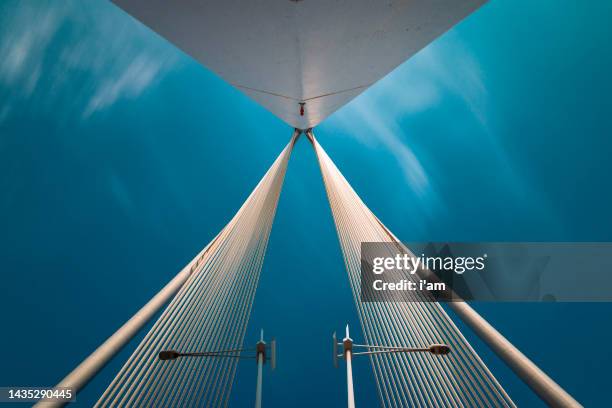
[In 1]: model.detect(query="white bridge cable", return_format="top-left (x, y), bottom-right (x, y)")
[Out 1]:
top-left (95, 132), bottom-right (299, 408)
top-left (306, 131), bottom-right (515, 408)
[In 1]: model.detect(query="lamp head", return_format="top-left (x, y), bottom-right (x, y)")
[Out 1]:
top-left (159, 350), bottom-right (181, 360)
top-left (429, 344), bottom-right (451, 356)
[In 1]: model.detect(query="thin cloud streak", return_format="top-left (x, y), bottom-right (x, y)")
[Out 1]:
top-left (0, 1), bottom-right (178, 123)
top-left (83, 54), bottom-right (169, 117)
top-left (326, 31), bottom-right (564, 234)
top-left (324, 32), bottom-right (493, 225)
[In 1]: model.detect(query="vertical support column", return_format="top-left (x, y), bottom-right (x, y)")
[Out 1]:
top-left (255, 353), bottom-right (264, 408)
top-left (343, 325), bottom-right (355, 408)
top-left (255, 329), bottom-right (266, 408)
top-left (345, 351), bottom-right (355, 408)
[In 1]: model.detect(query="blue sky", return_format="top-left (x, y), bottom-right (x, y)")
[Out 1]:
top-left (1, 0), bottom-right (612, 406)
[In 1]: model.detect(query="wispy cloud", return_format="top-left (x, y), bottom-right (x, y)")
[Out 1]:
top-left (83, 54), bottom-right (169, 117)
top-left (327, 32), bottom-right (488, 217)
top-left (0, 1), bottom-right (178, 123)
top-left (343, 98), bottom-right (430, 196)
top-left (325, 31), bottom-right (566, 235)
top-left (0, 4), bottom-right (60, 98)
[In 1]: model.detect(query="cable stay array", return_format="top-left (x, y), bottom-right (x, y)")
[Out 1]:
top-left (39, 129), bottom-right (580, 408)
top-left (307, 131), bottom-right (516, 408)
top-left (92, 133), bottom-right (298, 407)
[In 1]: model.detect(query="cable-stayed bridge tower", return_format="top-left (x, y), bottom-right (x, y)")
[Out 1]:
top-left (38, 1), bottom-right (581, 407)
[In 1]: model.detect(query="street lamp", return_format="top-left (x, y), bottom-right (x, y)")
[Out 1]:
top-left (159, 329), bottom-right (276, 407)
top-left (333, 325), bottom-right (450, 408)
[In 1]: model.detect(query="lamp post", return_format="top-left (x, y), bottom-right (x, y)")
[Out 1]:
top-left (255, 329), bottom-right (276, 408)
top-left (159, 329), bottom-right (276, 407)
top-left (333, 325), bottom-right (450, 408)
